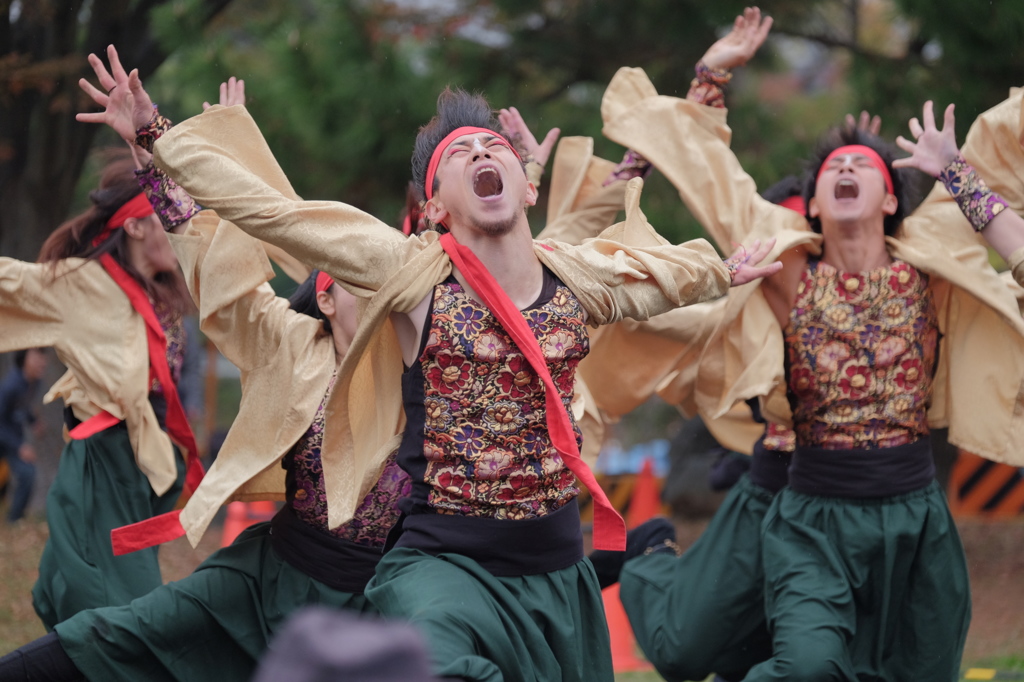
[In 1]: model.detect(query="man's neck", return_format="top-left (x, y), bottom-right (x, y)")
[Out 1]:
top-left (820, 219), bottom-right (891, 273)
top-left (449, 222), bottom-right (544, 310)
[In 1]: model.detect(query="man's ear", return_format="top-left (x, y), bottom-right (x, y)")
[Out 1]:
top-left (525, 181), bottom-right (538, 208)
top-left (423, 197), bottom-right (449, 226)
top-left (882, 193), bottom-right (898, 216)
top-left (122, 217), bottom-right (145, 240)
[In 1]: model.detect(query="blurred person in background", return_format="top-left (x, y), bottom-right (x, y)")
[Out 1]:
top-left (0, 349), bottom-right (47, 523)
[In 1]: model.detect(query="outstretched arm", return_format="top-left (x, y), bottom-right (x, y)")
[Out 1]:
top-left (695, 6), bottom-right (773, 106)
top-left (601, 10), bottom-right (805, 253)
top-left (78, 46), bottom-right (410, 295)
top-left (894, 101), bottom-right (1024, 265)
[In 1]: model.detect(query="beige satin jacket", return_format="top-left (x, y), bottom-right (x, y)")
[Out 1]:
top-left (544, 136), bottom-right (761, 453)
top-left (154, 105), bottom-right (730, 529)
top-left (958, 87), bottom-right (1024, 285)
top-left (168, 214), bottom-right (337, 545)
top-left (0, 259), bottom-right (181, 494)
top-left (600, 67), bottom-right (1024, 465)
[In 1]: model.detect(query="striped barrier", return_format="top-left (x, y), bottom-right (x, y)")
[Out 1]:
top-left (948, 452), bottom-right (1024, 519)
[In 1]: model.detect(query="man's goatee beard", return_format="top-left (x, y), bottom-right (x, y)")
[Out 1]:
top-left (472, 214), bottom-right (518, 236)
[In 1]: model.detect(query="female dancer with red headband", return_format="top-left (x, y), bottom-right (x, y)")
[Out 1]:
top-left (600, 10), bottom-right (1024, 680)
top-left (0, 70), bottom-right (414, 682)
top-left (0, 151), bottom-right (201, 630)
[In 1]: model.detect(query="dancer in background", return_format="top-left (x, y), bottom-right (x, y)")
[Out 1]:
top-left (601, 8), bottom-right (1024, 680)
top-left (0, 143), bottom-right (201, 628)
top-left (0, 71), bottom-right (410, 682)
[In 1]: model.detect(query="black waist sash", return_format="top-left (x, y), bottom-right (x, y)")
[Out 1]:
top-left (393, 497), bottom-right (584, 577)
top-left (270, 505), bottom-right (383, 594)
top-left (789, 438), bottom-right (935, 498)
top-left (748, 440), bottom-right (793, 494)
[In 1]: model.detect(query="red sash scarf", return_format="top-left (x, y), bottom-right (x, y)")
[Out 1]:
top-left (73, 254), bottom-right (205, 555)
top-left (439, 232), bottom-right (626, 551)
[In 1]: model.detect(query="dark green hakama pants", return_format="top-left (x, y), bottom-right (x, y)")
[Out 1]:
top-left (365, 548), bottom-right (613, 682)
top-left (33, 426), bottom-right (185, 630)
top-left (620, 474), bottom-right (774, 681)
top-left (746, 480), bottom-right (970, 682)
top-left (55, 522), bottom-right (369, 682)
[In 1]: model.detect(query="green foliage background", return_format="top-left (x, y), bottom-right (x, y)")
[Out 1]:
top-left (74, 0), bottom-right (1024, 252)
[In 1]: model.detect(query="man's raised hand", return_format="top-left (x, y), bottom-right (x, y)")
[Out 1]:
top-left (845, 110), bottom-right (882, 137)
top-left (76, 45), bottom-right (154, 144)
top-left (204, 76), bottom-right (246, 110)
top-left (725, 237), bottom-right (783, 287)
top-left (498, 106), bottom-right (560, 169)
top-left (700, 7), bottom-right (773, 73)
top-left (893, 101), bottom-right (959, 178)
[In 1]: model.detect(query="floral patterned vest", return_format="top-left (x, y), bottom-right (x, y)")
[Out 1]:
top-left (783, 259), bottom-right (938, 450)
top-left (283, 374), bottom-right (411, 546)
top-left (152, 303), bottom-right (185, 395)
top-left (399, 269), bottom-right (588, 521)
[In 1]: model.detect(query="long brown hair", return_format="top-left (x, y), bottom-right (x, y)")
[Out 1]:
top-left (38, 154), bottom-right (192, 315)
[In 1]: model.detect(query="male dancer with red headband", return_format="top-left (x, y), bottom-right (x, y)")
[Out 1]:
top-left (600, 10), bottom-right (1024, 680)
top-left (118, 47), bottom-right (783, 676)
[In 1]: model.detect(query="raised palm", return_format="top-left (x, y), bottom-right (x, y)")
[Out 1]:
top-left (497, 106), bottom-right (560, 169)
top-left (700, 7), bottom-right (773, 72)
top-left (76, 45), bottom-right (154, 143)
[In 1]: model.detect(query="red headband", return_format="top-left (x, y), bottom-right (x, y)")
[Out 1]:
top-left (424, 126), bottom-right (521, 201)
top-left (315, 271), bottom-right (335, 294)
top-left (816, 144), bottom-right (894, 195)
top-left (778, 195), bottom-right (806, 214)
top-left (93, 193), bottom-right (155, 246)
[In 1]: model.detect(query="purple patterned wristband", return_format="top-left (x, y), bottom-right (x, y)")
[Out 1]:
top-left (939, 153), bottom-right (1009, 232)
top-left (603, 149), bottom-right (653, 186)
top-left (694, 60), bottom-right (732, 87)
top-left (134, 105), bottom-right (173, 155)
top-left (135, 162), bottom-right (201, 230)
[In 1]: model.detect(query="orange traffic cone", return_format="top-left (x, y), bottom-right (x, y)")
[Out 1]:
top-left (627, 458), bottom-right (664, 528)
top-left (604, 583), bottom-right (652, 672)
top-left (604, 457), bottom-right (665, 672)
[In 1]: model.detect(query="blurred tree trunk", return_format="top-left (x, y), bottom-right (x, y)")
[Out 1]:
top-left (0, 0), bottom-right (233, 262)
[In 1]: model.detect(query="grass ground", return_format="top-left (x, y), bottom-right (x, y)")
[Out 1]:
top-left (0, 515), bottom-right (1021, 680)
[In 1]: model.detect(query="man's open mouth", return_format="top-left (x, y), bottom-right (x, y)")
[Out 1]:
top-left (835, 178), bottom-right (859, 199)
top-left (473, 167), bottom-right (503, 197)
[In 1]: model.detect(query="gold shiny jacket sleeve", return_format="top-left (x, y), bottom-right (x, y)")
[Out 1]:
top-left (600, 67), bottom-right (807, 252)
top-left (170, 212), bottom-right (305, 373)
top-left (537, 136), bottom-right (625, 244)
top-left (153, 105), bottom-right (414, 298)
top-left (0, 259), bottom-right (66, 352)
top-left (959, 87), bottom-right (1024, 286)
top-left (538, 178), bottom-right (731, 326)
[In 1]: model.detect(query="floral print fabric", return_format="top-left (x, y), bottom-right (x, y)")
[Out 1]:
top-left (938, 152), bottom-right (1009, 232)
top-left (784, 259), bottom-right (937, 450)
top-left (417, 276), bottom-right (588, 520)
top-left (136, 161), bottom-right (201, 230)
top-left (284, 374), bottom-right (411, 546)
top-left (150, 302), bottom-right (185, 396)
top-left (762, 422), bottom-right (796, 452)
